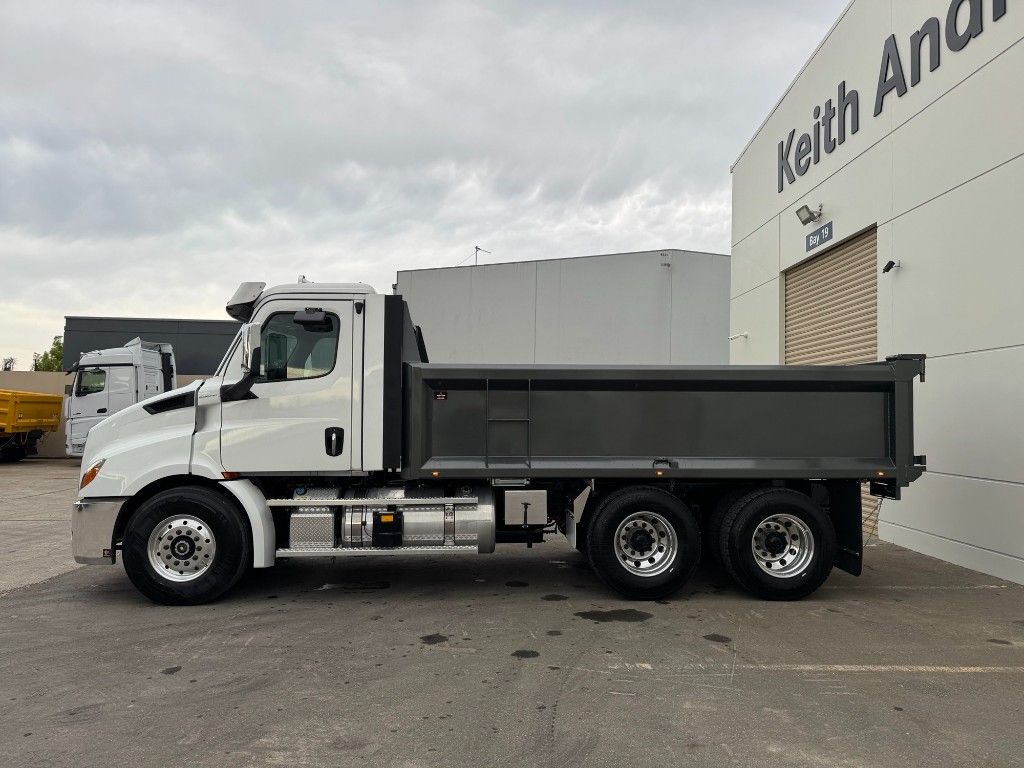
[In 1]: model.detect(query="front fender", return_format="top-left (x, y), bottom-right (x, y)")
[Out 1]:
top-left (221, 479), bottom-right (275, 568)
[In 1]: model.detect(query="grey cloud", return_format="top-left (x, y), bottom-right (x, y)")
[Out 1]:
top-left (0, 0), bottom-right (846, 366)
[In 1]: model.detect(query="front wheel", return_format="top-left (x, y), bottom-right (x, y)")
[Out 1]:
top-left (719, 488), bottom-right (835, 601)
top-left (122, 486), bottom-right (251, 605)
top-left (586, 486), bottom-right (701, 600)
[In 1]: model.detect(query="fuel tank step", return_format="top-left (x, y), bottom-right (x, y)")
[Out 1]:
top-left (275, 545), bottom-right (480, 558)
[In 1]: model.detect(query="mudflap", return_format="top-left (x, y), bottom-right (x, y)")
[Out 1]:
top-left (826, 480), bottom-right (862, 576)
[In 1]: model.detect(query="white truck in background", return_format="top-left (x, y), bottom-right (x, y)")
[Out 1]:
top-left (65, 338), bottom-right (176, 458)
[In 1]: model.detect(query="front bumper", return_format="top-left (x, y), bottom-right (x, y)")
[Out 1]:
top-left (72, 498), bottom-right (126, 564)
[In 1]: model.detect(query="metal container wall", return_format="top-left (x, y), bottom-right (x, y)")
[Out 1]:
top-left (402, 357), bottom-right (925, 486)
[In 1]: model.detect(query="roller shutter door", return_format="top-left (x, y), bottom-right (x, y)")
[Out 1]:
top-left (784, 228), bottom-right (880, 535)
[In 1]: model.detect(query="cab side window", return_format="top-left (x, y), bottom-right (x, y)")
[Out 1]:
top-left (259, 312), bottom-right (339, 381)
top-left (75, 368), bottom-right (106, 396)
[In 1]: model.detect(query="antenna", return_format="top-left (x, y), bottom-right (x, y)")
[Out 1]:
top-left (474, 245), bottom-right (491, 266)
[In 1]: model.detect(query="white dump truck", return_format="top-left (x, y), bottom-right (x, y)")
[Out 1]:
top-left (71, 280), bottom-right (926, 605)
top-left (65, 338), bottom-right (176, 458)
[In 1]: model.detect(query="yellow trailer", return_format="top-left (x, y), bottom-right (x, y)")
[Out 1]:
top-left (0, 389), bottom-right (63, 462)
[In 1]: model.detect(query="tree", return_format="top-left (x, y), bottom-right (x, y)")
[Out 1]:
top-left (2, 357), bottom-right (14, 371)
top-left (32, 336), bottom-right (63, 372)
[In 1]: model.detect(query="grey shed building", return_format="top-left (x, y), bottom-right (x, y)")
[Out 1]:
top-left (396, 249), bottom-right (730, 365)
top-left (63, 317), bottom-right (239, 375)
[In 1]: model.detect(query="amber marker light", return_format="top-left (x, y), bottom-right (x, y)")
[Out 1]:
top-left (431, 471), bottom-right (440, 478)
top-left (222, 471), bottom-right (241, 480)
top-left (80, 459), bottom-right (106, 490)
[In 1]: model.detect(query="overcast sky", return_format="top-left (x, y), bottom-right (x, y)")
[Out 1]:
top-left (0, 0), bottom-right (847, 368)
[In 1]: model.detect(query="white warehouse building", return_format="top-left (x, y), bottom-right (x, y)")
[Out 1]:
top-left (730, 0), bottom-right (1023, 582)
top-left (396, 249), bottom-right (730, 366)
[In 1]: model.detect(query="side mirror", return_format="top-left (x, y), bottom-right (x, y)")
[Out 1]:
top-left (221, 323), bottom-right (262, 402)
top-left (239, 322), bottom-right (261, 376)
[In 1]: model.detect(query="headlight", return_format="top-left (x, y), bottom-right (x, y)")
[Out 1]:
top-left (80, 459), bottom-right (106, 490)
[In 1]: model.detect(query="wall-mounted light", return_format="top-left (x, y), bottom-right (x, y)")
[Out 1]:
top-left (795, 204), bottom-right (823, 226)
top-left (882, 260), bottom-right (901, 274)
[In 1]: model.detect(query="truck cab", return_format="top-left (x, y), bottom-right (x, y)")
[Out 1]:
top-left (65, 337), bottom-right (176, 457)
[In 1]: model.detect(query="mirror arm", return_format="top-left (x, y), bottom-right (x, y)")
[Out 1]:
top-left (220, 348), bottom-right (261, 402)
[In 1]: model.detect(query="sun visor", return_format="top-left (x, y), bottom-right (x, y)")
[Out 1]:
top-left (226, 282), bottom-right (266, 321)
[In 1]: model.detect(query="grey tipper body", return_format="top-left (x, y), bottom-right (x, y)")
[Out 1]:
top-left (71, 280), bottom-right (926, 605)
top-left (401, 358), bottom-right (924, 486)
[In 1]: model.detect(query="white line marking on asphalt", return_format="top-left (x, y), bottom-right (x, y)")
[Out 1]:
top-left (821, 584), bottom-right (1009, 590)
top-left (607, 662), bottom-right (653, 670)
top-left (737, 664), bottom-right (1024, 673)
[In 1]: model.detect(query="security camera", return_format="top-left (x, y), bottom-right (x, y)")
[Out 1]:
top-left (882, 260), bottom-right (901, 274)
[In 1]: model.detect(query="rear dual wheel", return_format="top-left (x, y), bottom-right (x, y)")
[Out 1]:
top-left (0, 437), bottom-right (27, 462)
top-left (586, 487), bottom-right (700, 600)
top-left (718, 488), bottom-right (835, 601)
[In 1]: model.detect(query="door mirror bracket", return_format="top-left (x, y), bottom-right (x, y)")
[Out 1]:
top-left (221, 323), bottom-right (262, 402)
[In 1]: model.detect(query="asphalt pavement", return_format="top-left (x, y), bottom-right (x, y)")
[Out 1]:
top-left (1, 458), bottom-right (1022, 767)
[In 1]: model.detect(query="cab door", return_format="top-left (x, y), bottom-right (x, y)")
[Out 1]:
top-left (68, 367), bottom-right (110, 454)
top-left (220, 301), bottom-right (354, 473)
top-left (106, 365), bottom-right (136, 415)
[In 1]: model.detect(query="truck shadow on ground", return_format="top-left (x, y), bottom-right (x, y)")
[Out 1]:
top-left (71, 545), bottom-right (856, 608)
top-left (223, 548), bottom-right (779, 606)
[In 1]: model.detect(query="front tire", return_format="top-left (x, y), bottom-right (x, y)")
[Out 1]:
top-left (719, 488), bottom-right (835, 601)
top-left (586, 486), bottom-right (700, 600)
top-left (122, 486), bottom-right (251, 605)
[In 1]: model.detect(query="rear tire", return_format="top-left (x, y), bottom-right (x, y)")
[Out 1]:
top-left (586, 486), bottom-right (700, 600)
top-left (702, 486), bottom-right (750, 571)
top-left (719, 488), bottom-right (835, 601)
top-left (122, 486), bottom-right (251, 605)
top-left (0, 437), bottom-right (27, 462)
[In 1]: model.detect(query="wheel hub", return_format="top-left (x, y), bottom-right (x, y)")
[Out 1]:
top-left (763, 530), bottom-right (788, 556)
top-left (171, 536), bottom-right (196, 559)
top-left (613, 511), bottom-right (678, 578)
top-left (147, 514), bottom-right (217, 583)
top-left (627, 528), bottom-right (656, 556)
top-left (751, 513), bottom-right (814, 579)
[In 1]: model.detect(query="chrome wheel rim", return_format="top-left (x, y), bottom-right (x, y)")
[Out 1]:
top-left (613, 511), bottom-right (678, 577)
top-left (147, 514), bottom-right (217, 582)
top-left (751, 513), bottom-right (814, 578)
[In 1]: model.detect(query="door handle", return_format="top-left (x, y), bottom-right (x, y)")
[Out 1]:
top-left (97, 408), bottom-right (107, 414)
top-left (324, 427), bottom-right (345, 457)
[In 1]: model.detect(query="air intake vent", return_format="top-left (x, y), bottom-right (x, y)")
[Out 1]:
top-left (143, 390), bottom-right (196, 415)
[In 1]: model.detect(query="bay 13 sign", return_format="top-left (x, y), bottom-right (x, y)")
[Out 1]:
top-left (777, 0), bottom-right (1009, 193)
top-left (806, 222), bottom-right (833, 252)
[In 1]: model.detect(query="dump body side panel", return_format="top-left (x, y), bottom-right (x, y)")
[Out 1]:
top-left (402, 357), bottom-right (925, 483)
